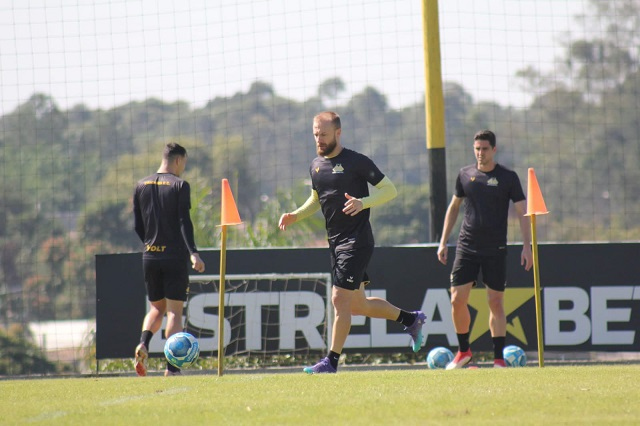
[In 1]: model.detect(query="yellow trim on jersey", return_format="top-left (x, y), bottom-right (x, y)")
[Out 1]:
top-left (361, 176), bottom-right (397, 209)
top-left (291, 189), bottom-right (321, 220)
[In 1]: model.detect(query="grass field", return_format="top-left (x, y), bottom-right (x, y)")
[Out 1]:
top-left (2, 364), bottom-right (639, 425)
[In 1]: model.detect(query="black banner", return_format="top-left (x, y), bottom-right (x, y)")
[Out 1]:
top-left (96, 243), bottom-right (640, 359)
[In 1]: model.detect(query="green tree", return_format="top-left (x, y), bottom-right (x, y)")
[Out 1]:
top-left (0, 326), bottom-right (58, 375)
top-left (371, 183), bottom-right (431, 245)
top-left (211, 136), bottom-right (261, 222)
top-left (318, 77), bottom-right (346, 108)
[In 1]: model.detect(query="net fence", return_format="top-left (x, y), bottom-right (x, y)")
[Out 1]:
top-left (1, 0), bottom-right (638, 373)
top-left (145, 274), bottom-right (332, 361)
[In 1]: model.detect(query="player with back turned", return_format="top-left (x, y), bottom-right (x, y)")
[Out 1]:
top-left (279, 111), bottom-right (426, 374)
top-left (132, 142), bottom-right (205, 377)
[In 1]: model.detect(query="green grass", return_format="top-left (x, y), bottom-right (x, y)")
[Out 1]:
top-left (2, 365), bottom-right (639, 425)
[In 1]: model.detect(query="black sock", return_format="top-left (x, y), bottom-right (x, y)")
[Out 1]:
top-left (140, 330), bottom-right (153, 348)
top-left (167, 362), bottom-right (180, 373)
top-left (327, 351), bottom-right (340, 370)
top-left (493, 336), bottom-right (506, 360)
top-left (457, 332), bottom-right (470, 352)
top-left (396, 310), bottom-right (416, 327)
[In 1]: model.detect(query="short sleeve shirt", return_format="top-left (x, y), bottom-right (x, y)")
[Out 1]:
top-left (310, 148), bottom-right (385, 249)
top-left (454, 163), bottom-right (525, 255)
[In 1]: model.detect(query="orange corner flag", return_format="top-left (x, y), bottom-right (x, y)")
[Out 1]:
top-left (525, 168), bottom-right (549, 216)
top-left (220, 178), bottom-right (242, 226)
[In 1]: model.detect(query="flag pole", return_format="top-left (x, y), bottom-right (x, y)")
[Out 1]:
top-left (217, 179), bottom-right (242, 377)
top-left (530, 214), bottom-right (544, 367)
top-left (218, 224), bottom-right (227, 376)
top-left (525, 168), bottom-right (549, 368)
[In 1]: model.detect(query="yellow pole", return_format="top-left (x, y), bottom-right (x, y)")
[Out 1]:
top-left (217, 225), bottom-right (227, 376)
top-left (530, 214), bottom-right (544, 367)
top-left (421, 0), bottom-right (448, 241)
top-left (422, 0), bottom-right (445, 150)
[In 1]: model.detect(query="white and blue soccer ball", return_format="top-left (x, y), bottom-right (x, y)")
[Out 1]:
top-left (503, 345), bottom-right (527, 367)
top-left (164, 332), bottom-right (200, 369)
top-left (426, 347), bottom-right (454, 369)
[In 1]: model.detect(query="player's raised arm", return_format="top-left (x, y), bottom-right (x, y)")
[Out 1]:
top-left (343, 176), bottom-right (397, 216)
top-left (278, 189), bottom-right (320, 230)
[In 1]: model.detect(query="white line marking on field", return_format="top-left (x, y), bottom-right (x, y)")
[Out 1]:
top-left (100, 395), bottom-right (145, 406)
top-left (25, 386), bottom-right (192, 421)
top-left (163, 386), bottom-right (191, 395)
top-left (100, 386), bottom-right (191, 406)
top-left (25, 411), bottom-right (67, 423)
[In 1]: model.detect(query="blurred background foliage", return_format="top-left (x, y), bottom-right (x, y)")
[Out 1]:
top-left (0, 1), bottom-right (638, 346)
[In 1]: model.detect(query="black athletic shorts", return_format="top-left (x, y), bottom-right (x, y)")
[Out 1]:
top-left (143, 258), bottom-right (189, 302)
top-left (329, 243), bottom-right (374, 290)
top-left (450, 250), bottom-right (507, 292)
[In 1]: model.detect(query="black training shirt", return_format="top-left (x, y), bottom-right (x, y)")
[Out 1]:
top-left (310, 148), bottom-right (385, 248)
top-left (454, 163), bottom-right (525, 255)
top-left (133, 172), bottom-right (198, 260)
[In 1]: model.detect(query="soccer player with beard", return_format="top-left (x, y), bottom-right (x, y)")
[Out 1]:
top-left (278, 111), bottom-right (426, 374)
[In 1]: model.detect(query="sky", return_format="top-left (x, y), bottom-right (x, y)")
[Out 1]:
top-left (0, 0), bottom-right (588, 116)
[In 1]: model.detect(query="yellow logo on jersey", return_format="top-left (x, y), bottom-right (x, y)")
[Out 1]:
top-left (470, 176), bottom-right (476, 182)
top-left (315, 167), bottom-right (320, 173)
top-left (145, 244), bottom-right (167, 252)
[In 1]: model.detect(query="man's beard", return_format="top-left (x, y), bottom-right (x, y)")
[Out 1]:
top-left (317, 137), bottom-right (337, 156)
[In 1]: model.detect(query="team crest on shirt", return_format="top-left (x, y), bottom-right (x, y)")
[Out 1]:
top-left (332, 164), bottom-right (344, 174)
top-left (487, 177), bottom-right (499, 186)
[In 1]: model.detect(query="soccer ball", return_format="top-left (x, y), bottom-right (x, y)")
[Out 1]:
top-left (164, 332), bottom-right (200, 369)
top-left (426, 347), bottom-right (454, 369)
top-left (503, 345), bottom-right (527, 367)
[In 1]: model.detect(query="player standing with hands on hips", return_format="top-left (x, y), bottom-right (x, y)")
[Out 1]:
top-left (437, 130), bottom-right (532, 369)
top-left (279, 111), bottom-right (426, 374)
top-left (132, 142), bottom-right (205, 377)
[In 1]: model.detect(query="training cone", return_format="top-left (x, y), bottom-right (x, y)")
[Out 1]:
top-left (220, 178), bottom-right (242, 226)
top-left (525, 168), bottom-right (549, 216)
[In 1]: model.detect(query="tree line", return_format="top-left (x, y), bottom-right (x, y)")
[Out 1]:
top-left (0, 0), bottom-right (638, 325)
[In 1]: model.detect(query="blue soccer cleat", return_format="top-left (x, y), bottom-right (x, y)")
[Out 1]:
top-left (303, 357), bottom-right (337, 374)
top-left (404, 311), bottom-right (427, 352)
